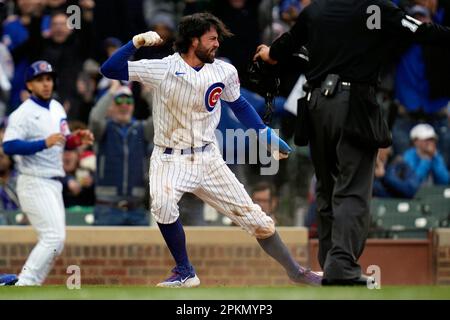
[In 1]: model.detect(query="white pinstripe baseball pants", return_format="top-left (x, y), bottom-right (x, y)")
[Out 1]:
top-left (16, 175), bottom-right (66, 286)
top-left (149, 145), bottom-right (275, 238)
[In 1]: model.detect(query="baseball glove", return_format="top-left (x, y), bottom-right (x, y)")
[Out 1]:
top-left (247, 59), bottom-right (280, 125)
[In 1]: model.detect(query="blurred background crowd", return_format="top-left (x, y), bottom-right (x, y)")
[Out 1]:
top-left (0, 0), bottom-right (449, 235)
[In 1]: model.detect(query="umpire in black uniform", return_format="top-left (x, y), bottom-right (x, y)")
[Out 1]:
top-left (255, 0), bottom-right (450, 285)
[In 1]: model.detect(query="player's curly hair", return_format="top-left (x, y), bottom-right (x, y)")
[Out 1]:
top-left (173, 12), bottom-right (233, 54)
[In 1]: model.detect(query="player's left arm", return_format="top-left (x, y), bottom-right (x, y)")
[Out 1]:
top-left (2, 113), bottom-right (48, 155)
top-left (222, 67), bottom-right (292, 157)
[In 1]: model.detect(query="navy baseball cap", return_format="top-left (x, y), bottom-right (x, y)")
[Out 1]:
top-left (25, 60), bottom-right (57, 82)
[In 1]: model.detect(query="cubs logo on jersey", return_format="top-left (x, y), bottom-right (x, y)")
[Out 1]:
top-left (204, 82), bottom-right (224, 112)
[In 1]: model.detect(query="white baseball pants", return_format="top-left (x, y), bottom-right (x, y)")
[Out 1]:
top-left (15, 175), bottom-right (66, 286)
top-left (149, 145), bottom-right (275, 238)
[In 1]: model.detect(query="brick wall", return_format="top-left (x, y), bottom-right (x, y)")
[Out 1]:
top-left (435, 228), bottom-right (450, 285)
top-left (0, 227), bottom-right (309, 286)
top-left (309, 238), bottom-right (434, 285)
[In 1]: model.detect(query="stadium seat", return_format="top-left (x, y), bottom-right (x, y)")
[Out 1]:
top-left (0, 212), bottom-right (7, 225)
top-left (65, 206), bottom-right (95, 226)
top-left (370, 198), bottom-right (432, 239)
top-left (414, 186), bottom-right (450, 201)
top-left (418, 195), bottom-right (450, 228)
top-left (5, 210), bottom-right (28, 225)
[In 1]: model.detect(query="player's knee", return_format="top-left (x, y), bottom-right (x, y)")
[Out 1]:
top-left (151, 197), bottom-right (179, 224)
top-left (53, 237), bottom-right (65, 256)
top-left (53, 240), bottom-right (65, 256)
top-left (253, 221), bottom-right (275, 240)
top-left (41, 232), bottom-right (66, 255)
top-left (250, 205), bottom-right (276, 239)
top-left (233, 204), bottom-right (276, 239)
top-left (151, 211), bottom-right (179, 224)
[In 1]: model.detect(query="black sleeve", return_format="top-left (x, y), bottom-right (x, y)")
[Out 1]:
top-left (378, 0), bottom-right (450, 45)
top-left (414, 22), bottom-right (450, 45)
top-left (269, 8), bottom-right (309, 61)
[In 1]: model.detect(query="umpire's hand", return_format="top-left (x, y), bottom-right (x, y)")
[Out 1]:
top-left (254, 45), bottom-right (278, 65)
top-left (133, 31), bottom-right (163, 48)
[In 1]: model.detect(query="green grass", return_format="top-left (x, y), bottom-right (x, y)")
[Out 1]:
top-left (0, 286), bottom-right (449, 300)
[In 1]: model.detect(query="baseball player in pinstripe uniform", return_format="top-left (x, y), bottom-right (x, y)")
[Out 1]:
top-left (2, 60), bottom-right (94, 286)
top-left (101, 13), bottom-right (322, 287)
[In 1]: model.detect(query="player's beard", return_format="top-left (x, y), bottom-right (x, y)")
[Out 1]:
top-left (195, 43), bottom-right (216, 64)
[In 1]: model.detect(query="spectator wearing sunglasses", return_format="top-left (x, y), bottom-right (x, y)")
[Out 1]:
top-left (88, 80), bottom-right (153, 225)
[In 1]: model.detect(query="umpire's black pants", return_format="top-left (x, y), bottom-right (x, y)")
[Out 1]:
top-left (308, 86), bottom-right (377, 281)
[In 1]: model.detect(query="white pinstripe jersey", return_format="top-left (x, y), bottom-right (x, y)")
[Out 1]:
top-left (128, 53), bottom-right (241, 149)
top-left (3, 98), bottom-right (70, 178)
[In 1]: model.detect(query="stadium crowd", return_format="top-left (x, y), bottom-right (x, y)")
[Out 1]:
top-left (0, 0), bottom-right (449, 229)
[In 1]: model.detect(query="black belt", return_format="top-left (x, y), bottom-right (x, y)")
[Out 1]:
top-left (163, 144), bottom-right (210, 155)
top-left (306, 81), bottom-right (352, 91)
top-left (50, 176), bottom-right (64, 183)
top-left (336, 81), bottom-right (351, 90)
top-left (96, 199), bottom-right (143, 210)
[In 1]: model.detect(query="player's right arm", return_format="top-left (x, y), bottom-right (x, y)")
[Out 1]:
top-left (3, 134), bottom-right (65, 155)
top-left (3, 113), bottom-right (65, 156)
top-left (100, 31), bottom-right (163, 82)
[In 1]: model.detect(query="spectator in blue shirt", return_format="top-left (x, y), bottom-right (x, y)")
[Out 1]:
top-left (403, 123), bottom-right (449, 186)
top-left (392, 4), bottom-right (450, 167)
top-left (373, 147), bottom-right (421, 199)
